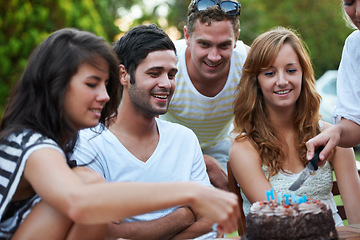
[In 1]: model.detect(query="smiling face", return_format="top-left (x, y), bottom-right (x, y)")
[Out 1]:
top-left (126, 50), bottom-right (177, 118)
top-left (64, 58), bottom-right (110, 130)
top-left (184, 19), bottom-right (237, 82)
top-left (343, 0), bottom-right (360, 30)
top-left (257, 43), bottom-right (303, 113)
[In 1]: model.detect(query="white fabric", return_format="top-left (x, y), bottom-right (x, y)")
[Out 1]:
top-left (334, 30), bottom-right (360, 126)
top-left (241, 161), bottom-right (343, 226)
top-left (160, 39), bottom-right (247, 156)
top-left (72, 118), bottom-right (211, 222)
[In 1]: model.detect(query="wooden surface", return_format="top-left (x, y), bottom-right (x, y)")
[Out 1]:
top-left (336, 224), bottom-right (360, 239)
top-left (213, 224), bottom-right (360, 239)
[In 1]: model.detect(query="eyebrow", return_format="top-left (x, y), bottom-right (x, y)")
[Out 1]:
top-left (196, 38), bottom-right (233, 45)
top-left (286, 63), bottom-right (300, 67)
top-left (268, 62), bottom-right (299, 68)
top-left (147, 66), bottom-right (178, 72)
top-left (86, 75), bottom-right (102, 81)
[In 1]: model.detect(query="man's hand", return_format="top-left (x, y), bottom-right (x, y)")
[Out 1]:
top-left (306, 124), bottom-right (341, 161)
top-left (306, 118), bottom-right (360, 161)
top-left (105, 207), bottom-right (195, 240)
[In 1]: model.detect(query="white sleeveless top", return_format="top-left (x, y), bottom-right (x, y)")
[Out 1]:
top-left (241, 161), bottom-right (343, 226)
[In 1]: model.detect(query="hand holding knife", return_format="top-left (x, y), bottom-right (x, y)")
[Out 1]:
top-left (288, 146), bottom-right (324, 191)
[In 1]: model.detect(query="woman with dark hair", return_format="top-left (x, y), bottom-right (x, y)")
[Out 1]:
top-left (0, 28), bottom-right (240, 239)
top-left (229, 27), bottom-right (360, 226)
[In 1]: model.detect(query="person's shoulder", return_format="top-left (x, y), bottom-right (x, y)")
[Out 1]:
top-left (229, 134), bottom-right (260, 167)
top-left (14, 129), bottom-right (57, 146)
top-left (345, 30), bottom-right (360, 46)
top-left (347, 29), bottom-right (360, 39)
top-left (174, 39), bottom-right (187, 53)
top-left (234, 40), bottom-right (247, 51)
top-left (1, 129), bottom-right (62, 155)
top-left (232, 40), bottom-right (248, 60)
top-left (78, 124), bottom-right (107, 141)
top-left (230, 134), bottom-right (257, 157)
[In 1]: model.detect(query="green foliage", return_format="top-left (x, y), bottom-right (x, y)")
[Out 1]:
top-left (237, 0), bottom-right (353, 78)
top-left (164, 0), bottom-right (353, 79)
top-left (0, 0), bottom-right (120, 116)
top-left (0, 0), bottom-right (355, 117)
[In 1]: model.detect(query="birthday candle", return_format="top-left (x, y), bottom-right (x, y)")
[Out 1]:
top-left (284, 194), bottom-right (291, 205)
top-left (266, 189), bottom-right (275, 201)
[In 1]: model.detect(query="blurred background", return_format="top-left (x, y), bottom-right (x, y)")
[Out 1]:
top-left (0, 0), bottom-right (353, 117)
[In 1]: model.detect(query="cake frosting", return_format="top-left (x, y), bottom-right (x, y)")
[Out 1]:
top-left (246, 199), bottom-right (338, 240)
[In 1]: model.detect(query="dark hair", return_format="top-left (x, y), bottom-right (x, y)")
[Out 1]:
top-left (187, 0), bottom-right (240, 37)
top-left (0, 28), bottom-right (120, 156)
top-left (113, 24), bottom-right (176, 91)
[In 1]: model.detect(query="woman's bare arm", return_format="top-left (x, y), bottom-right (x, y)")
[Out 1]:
top-left (24, 148), bottom-right (240, 234)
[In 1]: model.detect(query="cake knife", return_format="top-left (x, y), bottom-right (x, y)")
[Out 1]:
top-left (288, 146), bottom-right (324, 191)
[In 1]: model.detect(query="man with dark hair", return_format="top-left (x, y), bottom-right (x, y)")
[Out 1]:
top-left (73, 24), bottom-right (216, 240)
top-left (160, 0), bottom-right (250, 190)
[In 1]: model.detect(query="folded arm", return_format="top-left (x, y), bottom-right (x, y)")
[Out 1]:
top-left (25, 148), bottom-right (240, 234)
top-left (105, 207), bottom-right (195, 240)
top-left (170, 207), bottom-right (215, 240)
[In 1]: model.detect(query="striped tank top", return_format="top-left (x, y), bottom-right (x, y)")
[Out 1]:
top-left (160, 39), bottom-right (247, 150)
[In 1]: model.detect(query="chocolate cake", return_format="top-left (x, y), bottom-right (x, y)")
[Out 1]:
top-left (246, 199), bottom-right (338, 240)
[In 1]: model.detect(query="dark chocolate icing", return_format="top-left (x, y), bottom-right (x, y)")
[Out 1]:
top-left (246, 200), bottom-right (338, 240)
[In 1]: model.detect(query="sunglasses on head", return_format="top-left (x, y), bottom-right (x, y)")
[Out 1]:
top-left (195, 0), bottom-right (241, 16)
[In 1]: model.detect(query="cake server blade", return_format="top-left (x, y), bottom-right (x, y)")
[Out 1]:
top-left (288, 146), bottom-right (324, 191)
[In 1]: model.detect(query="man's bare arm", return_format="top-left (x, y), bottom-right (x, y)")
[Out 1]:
top-left (105, 207), bottom-right (195, 240)
top-left (170, 214), bottom-right (215, 240)
top-left (204, 155), bottom-right (229, 191)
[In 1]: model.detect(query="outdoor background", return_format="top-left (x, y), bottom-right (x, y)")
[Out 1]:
top-left (0, 0), bottom-right (353, 116)
top-left (1, 0), bottom-right (358, 233)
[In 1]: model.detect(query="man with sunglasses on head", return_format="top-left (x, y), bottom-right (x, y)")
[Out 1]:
top-left (160, 0), bottom-right (250, 190)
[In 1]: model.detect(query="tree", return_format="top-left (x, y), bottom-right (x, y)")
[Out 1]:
top-left (239, 0), bottom-right (353, 78)
top-left (0, 0), bottom-right (122, 115)
top-left (163, 0), bottom-right (353, 78)
top-left (0, 0), bottom-right (354, 115)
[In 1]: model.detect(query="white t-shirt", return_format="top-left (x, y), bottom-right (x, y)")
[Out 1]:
top-left (334, 30), bottom-right (360, 125)
top-left (72, 118), bottom-right (211, 222)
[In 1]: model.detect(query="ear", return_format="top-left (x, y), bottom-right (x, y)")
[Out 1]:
top-left (119, 64), bottom-right (129, 86)
top-left (184, 26), bottom-right (191, 47)
top-left (234, 29), bottom-right (240, 49)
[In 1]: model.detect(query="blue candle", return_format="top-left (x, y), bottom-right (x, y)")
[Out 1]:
top-left (284, 194), bottom-right (291, 205)
top-left (266, 189), bottom-right (275, 201)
